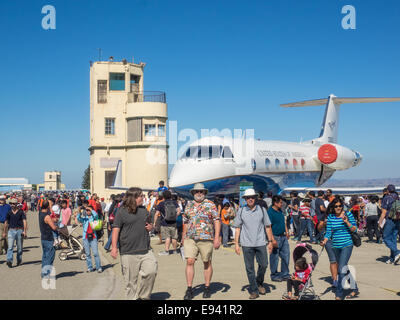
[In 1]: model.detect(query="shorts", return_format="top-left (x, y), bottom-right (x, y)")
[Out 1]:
top-left (325, 240), bottom-right (337, 263)
top-left (161, 225), bottom-right (178, 240)
top-left (184, 239), bottom-right (213, 262)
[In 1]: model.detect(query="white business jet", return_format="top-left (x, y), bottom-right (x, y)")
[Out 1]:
top-left (164, 94), bottom-right (400, 197)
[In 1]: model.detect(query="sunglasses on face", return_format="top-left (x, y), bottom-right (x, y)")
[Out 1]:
top-left (194, 191), bottom-right (205, 194)
top-left (244, 196), bottom-right (256, 200)
top-left (334, 205), bottom-right (343, 208)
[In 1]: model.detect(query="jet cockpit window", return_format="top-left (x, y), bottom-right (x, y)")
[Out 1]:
top-left (222, 146), bottom-right (234, 159)
top-left (181, 145), bottom-right (225, 160)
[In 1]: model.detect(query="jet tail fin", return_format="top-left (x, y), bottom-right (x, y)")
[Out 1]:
top-left (281, 95), bottom-right (400, 144)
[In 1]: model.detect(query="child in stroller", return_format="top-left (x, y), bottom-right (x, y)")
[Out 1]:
top-left (283, 243), bottom-right (321, 300)
top-left (57, 225), bottom-right (86, 261)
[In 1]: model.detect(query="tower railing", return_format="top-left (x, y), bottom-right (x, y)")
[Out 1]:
top-left (128, 91), bottom-right (166, 103)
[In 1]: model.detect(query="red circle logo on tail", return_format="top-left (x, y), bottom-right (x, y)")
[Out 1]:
top-left (318, 144), bottom-right (338, 164)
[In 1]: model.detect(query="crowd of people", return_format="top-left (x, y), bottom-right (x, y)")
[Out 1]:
top-left (0, 181), bottom-right (399, 301)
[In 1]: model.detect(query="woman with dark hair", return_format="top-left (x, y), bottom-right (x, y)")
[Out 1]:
top-left (321, 198), bottom-right (359, 300)
top-left (110, 187), bottom-right (157, 300)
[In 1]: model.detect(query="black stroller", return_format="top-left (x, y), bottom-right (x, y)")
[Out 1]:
top-left (286, 243), bottom-right (322, 300)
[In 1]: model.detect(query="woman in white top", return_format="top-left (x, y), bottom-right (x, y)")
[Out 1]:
top-left (365, 196), bottom-right (381, 243)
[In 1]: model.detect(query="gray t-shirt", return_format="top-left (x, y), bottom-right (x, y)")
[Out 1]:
top-left (113, 206), bottom-right (151, 255)
top-left (365, 203), bottom-right (379, 217)
top-left (233, 205), bottom-right (271, 247)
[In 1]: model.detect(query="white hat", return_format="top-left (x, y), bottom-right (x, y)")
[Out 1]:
top-left (243, 189), bottom-right (257, 198)
top-left (190, 183), bottom-right (208, 195)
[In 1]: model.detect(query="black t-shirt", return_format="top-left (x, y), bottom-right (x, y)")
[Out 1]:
top-left (156, 200), bottom-right (179, 227)
top-left (315, 198), bottom-right (326, 221)
top-left (39, 210), bottom-right (53, 241)
top-left (113, 206), bottom-right (151, 255)
top-left (291, 198), bottom-right (300, 215)
top-left (6, 209), bottom-right (26, 229)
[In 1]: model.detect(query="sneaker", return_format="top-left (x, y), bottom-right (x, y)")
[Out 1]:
top-left (184, 288), bottom-right (193, 300)
top-left (158, 251), bottom-right (169, 256)
top-left (394, 253), bottom-right (400, 265)
top-left (203, 286), bottom-right (211, 299)
top-left (97, 268), bottom-right (103, 273)
top-left (87, 268), bottom-right (93, 273)
top-left (258, 285), bottom-right (266, 295)
top-left (385, 258), bottom-right (394, 265)
top-left (6, 261), bottom-right (12, 268)
top-left (249, 292), bottom-right (259, 299)
top-left (271, 277), bottom-right (282, 282)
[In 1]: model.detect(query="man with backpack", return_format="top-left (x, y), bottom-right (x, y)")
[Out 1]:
top-left (380, 185), bottom-right (400, 264)
top-left (154, 190), bottom-right (181, 255)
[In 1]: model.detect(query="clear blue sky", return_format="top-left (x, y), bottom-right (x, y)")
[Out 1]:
top-left (0, 0), bottom-right (399, 188)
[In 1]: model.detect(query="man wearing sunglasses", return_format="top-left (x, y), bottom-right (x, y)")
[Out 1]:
top-left (3, 198), bottom-right (27, 268)
top-left (182, 183), bottom-right (220, 300)
top-left (233, 189), bottom-right (276, 299)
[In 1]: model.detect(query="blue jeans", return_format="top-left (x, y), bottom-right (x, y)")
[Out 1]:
top-left (7, 229), bottom-right (23, 263)
top-left (41, 240), bottom-right (55, 278)
top-left (242, 246), bottom-right (268, 293)
top-left (83, 238), bottom-right (101, 270)
top-left (382, 219), bottom-right (400, 260)
top-left (298, 219), bottom-right (315, 243)
top-left (333, 245), bottom-right (358, 299)
top-left (221, 223), bottom-right (230, 246)
top-left (269, 235), bottom-right (290, 280)
top-left (104, 228), bottom-right (119, 250)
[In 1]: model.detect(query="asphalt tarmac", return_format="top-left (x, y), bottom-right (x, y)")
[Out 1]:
top-left (1, 211), bottom-right (399, 300)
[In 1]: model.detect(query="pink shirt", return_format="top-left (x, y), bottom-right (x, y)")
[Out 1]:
top-left (61, 208), bottom-right (72, 226)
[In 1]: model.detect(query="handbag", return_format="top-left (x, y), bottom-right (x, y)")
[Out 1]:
top-left (346, 212), bottom-right (361, 247)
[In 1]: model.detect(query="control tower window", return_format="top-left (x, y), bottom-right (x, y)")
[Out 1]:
top-left (158, 124), bottom-right (166, 137)
top-left (109, 73), bottom-right (125, 91)
top-left (98, 80), bottom-right (107, 103)
top-left (105, 118), bottom-right (115, 135)
top-left (144, 124), bottom-right (156, 136)
top-left (130, 74), bottom-right (140, 92)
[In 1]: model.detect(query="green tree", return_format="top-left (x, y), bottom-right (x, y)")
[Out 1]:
top-left (82, 165), bottom-right (90, 190)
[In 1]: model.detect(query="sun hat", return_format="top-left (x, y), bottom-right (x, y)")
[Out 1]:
top-left (190, 183), bottom-right (208, 195)
top-left (243, 189), bottom-right (257, 198)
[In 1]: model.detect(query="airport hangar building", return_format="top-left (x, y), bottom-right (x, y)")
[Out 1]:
top-left (0, 178), bottom-right (32, 192)
top-left (89, 59), bottom-right (168, 199)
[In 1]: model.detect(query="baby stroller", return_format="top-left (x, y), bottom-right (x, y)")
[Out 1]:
top-left (57, 225), bottom-right (86, 261)
top-left (290, 243), bottom-right (322, 300)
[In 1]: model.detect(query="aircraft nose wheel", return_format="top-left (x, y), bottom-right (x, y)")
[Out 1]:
top-left (79, 252), bottom-right (87, 261)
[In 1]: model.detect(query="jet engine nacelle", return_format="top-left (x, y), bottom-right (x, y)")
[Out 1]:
top-left (314, 143), bottom-right (362, 170)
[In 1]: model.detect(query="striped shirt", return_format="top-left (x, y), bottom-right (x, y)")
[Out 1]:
top-left (324, 211), bottom-right (357, 248)
top-left (299, 205), bottom-right (311, 219)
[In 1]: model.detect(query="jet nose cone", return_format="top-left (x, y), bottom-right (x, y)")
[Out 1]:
top-left (353, 151), bottom-right (362, 167)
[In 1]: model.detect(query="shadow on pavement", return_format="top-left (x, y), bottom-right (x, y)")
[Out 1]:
top-left (26, 237), bottom-right (39, 240)
top-left (376, 256), bottom-right (389, 263)
top-left (319, 276), bottom-right (333, 285)
top-left (151, 292), bottom-right (171, 300)
top-left (20, 260), bottom-right (42, 266)
top-left (56, 271), bottom-right (84, 279)
top-left (23, 246), bottom-right (40, 252)
top-left (101, 263), bottom-right (115, 271)
top-left (241, 283), bottom-right (276, 294)
top-left (191, 282), bottom-right (231, 298)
